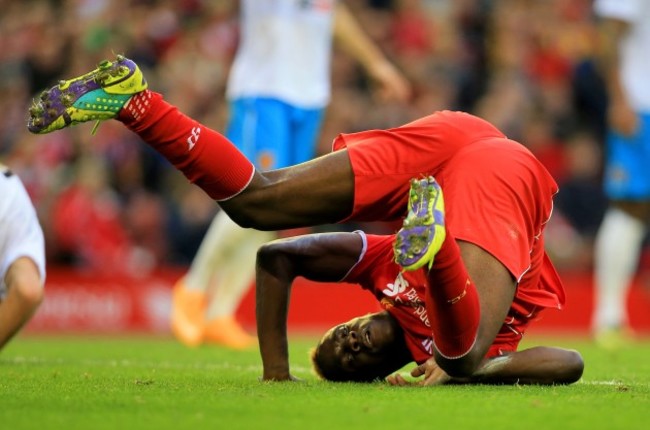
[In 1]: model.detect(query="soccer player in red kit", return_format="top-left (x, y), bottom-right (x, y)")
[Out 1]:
top-left (255, 231), bottom-right (583, 385)
top-left (27, 56), bottom-right (581, 382)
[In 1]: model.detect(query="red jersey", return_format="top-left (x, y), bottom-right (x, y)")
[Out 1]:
top-left (344, 232), bottom-right (564, 363)
top-left (333, 110), bottom-right (563, 320)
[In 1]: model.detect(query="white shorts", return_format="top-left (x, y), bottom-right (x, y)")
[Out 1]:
top-left (0, 166), bottom-right (46, 299)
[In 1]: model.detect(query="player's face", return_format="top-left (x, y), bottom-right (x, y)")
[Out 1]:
top-left (317, 312), bottom-right (401, 375)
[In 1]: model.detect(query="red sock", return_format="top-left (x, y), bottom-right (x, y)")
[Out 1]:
top-left (424, 230), bottom-right (480, 359)
top-left (118, 90), bottom-right (254, 201)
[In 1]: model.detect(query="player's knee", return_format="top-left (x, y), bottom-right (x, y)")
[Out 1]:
top-left (434, 348), bottom-right (485, 378)
top-left (223, 208), bottom-right (264, 230)
top-left (557, 350), bottom-right (584, 384)
top-left (219, 190), bottom-right (267, 230)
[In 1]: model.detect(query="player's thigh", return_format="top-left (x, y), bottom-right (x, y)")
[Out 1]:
top-left (225, 149), bottom-right (355, 228)
top-left (458, 241), bottom-right (516, 356)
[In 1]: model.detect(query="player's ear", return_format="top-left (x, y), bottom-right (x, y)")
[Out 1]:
top-left (309, 347), bottom-right (326, 380)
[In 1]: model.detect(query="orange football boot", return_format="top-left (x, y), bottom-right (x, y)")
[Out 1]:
top-left (170, 278), bottom-right (207, 347)
top-left (203, 316), bottom-right (257, 350)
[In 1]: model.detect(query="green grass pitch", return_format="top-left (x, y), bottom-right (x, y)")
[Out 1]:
top-left (1, 334), bottom-right (648, 430)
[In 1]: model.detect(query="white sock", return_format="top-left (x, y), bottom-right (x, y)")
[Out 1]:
top-left (592, 208), bottom-right (646, 331)
top-left (184, 211), bottom-right (233, 291)
top-left (185, 210), bottom-right (270, 292)
top-left (205, 221), bottom-right (275, 320)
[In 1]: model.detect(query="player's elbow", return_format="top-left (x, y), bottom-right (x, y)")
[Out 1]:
top-left (256, 241), bottom-right (296, 279)
top-left (12, 276), bottom-right (45, 312)
top-left (256, 242), bottom-right (280, 268)
top-left (6, 259), bottom-right (44, 311)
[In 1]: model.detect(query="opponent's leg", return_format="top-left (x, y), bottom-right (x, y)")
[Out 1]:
top-left (171, 212), bottom-right (238, 347)
top-left (592, 206), bottom-right (645, 347)
top-left (202, 219), bottom-right (272, 349)
top-left (171, 211), bottom-right (244, 346)
top-left (172, 210), bottom-right (271, 349)
top-left (170, 278), bottom-right (206, 347)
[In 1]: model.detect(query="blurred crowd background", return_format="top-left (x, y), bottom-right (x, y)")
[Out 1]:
top-left (1, 0), bottom-right (641, 277)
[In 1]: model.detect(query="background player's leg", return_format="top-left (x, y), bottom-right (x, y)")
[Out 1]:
top-left (200, 98), bottom-right (283, 348)
top-left (171, 211), bottom-right (274, 348)
top-left (171, 210), bottom-right (231, 347)
top-left (202, 219), bottom-right (273, 349)
top-left (592, 206), bottom-right (645, 346)
top-left (592, 118), bottom-right (650, 347)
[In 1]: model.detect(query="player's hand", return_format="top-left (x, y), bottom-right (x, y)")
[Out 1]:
top-left (259, 373), bottom-right (302, 382)
top-left (368, 61), bottom-right (412, 104)
top-left (386, 358), bottom-right (451, 387)
top-left (385, 372), bottom-right (415, 386)
top-left (410, 358), bottom-right (452, 386)
top-left (260, 366), bottom-right (302, 382)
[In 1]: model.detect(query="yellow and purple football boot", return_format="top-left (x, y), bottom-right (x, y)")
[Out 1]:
top-left (393, 176), bottom-right (446, 271)
top-left (27, 55), bottom-right (147, 134)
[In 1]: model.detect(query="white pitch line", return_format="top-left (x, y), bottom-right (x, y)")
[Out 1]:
top-left (3, 355), bottom-right (313, 374)
top-left (581, 380), bottom-right (624, 386)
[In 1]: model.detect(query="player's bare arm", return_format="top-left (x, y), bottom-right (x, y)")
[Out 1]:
top-left (332, 1), bottom-right (411, 103)
top-left (255, 232), bottom-right (364, 381)
top-left (598, 17), bottom-right (637, 136)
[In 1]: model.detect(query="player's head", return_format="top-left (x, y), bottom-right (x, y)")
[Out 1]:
top-left (311, 311), bottom-right (412, 382)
